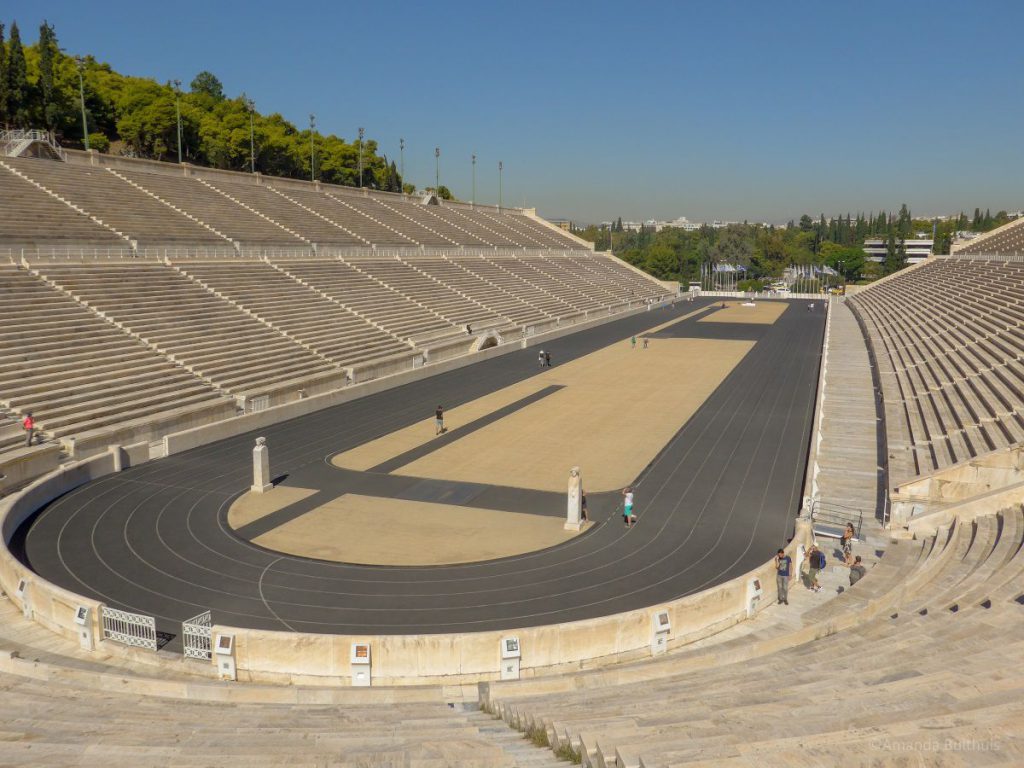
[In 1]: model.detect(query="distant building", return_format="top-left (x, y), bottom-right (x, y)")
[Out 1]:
top-left (548, 219), bottom-right (572, 231)
top-left (863, 238), bottom-right (932, 264)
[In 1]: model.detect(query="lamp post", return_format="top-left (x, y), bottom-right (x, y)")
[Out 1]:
top-left (309, 113), bottom-right (316, 182)
top-left (75, 57), bottom-right (89, 151)
top-left (245, 97), bottom-right (256, 173)
top-left (498, 160), bottom-right (503, 210)
top-left (434, 147), bottom-right (440, 197)
top-left (357, 126), bottom-right (365, 188)
top-left (399, 138), bottom-right (405, 192)
top-left (471, 153), bottom-right (476, 205)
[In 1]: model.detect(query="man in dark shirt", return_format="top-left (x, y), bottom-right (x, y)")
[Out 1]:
top-left (775, 548), bottom-right (792, 605)
top-left (435, 405), bottom-right (444, 435)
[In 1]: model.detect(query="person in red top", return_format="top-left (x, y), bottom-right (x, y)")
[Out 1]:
top-left (22, 412), bottom-right (35, 447)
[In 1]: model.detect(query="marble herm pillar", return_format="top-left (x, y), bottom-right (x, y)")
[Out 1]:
top-left (251, 437), bottom-right (273, 493)
top-left (566, 466), bottom-right (583, 531)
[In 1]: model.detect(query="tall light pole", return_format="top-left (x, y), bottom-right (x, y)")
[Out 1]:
top-left (471, 153), bottom-right (476, 205)
top-left (357, 126), bottom-right (365, 188)
top-left (399, 138), bottom-right (405, 192)
top-left (498, 160), bottom-right (503, 210)
top-left (173, 79), bottom-right (182, 163)
top-left (434, 147), bottom-right (440, 197)
top-left (309, 113), bottom-right (316, 182)
top-left (75, 57), bottom-right (89, 151)
top-left (245, 97), bottom-right (256, 173)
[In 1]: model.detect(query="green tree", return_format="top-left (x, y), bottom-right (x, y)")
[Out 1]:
top-left (190, 70), bottom-right (224, 101)
top-left (896, 203), bottom-right (912, 238)
top-left (38, 21), bottom-right (59, 128)
top-left (643, 243), bottom-right (677, 279)
top-left (883, 231), bottom-right (906, 275)
top-left (7, 22), bottom-right (29, 126)
top-left (87, 131), bottom-right (109, 153)
top-left (0, 23), bottom-right (8, 127)
top-left (820, 241), bottom-right (865, 281)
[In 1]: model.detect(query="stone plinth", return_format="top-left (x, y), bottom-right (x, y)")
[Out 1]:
top-left (251, 437), bottom-right (272, 493)
top-left (566, 466), bottom-right (583, 531)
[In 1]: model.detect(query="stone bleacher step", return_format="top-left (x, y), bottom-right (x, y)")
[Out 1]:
top-left (461, 709), bottom-right (567, 767)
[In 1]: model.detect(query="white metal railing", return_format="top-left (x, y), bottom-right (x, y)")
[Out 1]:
top-left (182, 610), bottom-right (212, 660)
top-left (139, 246), bottom-right (240, 260)
top-left (0, 129), bottom-right (67, 161)
top-left (7, 243), bottom-right (589, 263)
top-left (101, 606), bottom-right (157, 650)
top-left (700, 290), bottom-right (828, 300)
top-left (246, 395), bottom-right (270, 413)
top-left (16, 245), bottom-right (137, 260)
top-left (942, 251), bottom-right (1024, 263)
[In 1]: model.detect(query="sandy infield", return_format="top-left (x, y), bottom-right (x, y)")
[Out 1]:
top-left (229, 491), bottom-right (582, 565)
top-left (698, 300), bottom-right (787, 324)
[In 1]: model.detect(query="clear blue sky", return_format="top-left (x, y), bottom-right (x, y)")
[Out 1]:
top-left (14, 0), bottom-right (1024, 223)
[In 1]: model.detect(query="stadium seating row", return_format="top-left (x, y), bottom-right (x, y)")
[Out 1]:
top-left (0, 155), bottom-right (584, 252)
top-left (849, 257), bottom-right (1024, 483)
top-left (954, 216), bottom-right (1024, 257)
top-left (0, 253), bottom-right (667, 458)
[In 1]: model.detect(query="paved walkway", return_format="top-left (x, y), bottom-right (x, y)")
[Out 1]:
top-left (813, 300), bottom-right (885, 529)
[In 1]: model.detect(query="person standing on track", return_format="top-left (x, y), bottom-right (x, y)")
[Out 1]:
top-left (630, 335), bottom-right (637, 349)
top-left (434, 405), bottom-right (445, 435)
top-left (622, 487), bottom-right (636, 527)
top-left (538, 350), bottom-right (545, 369)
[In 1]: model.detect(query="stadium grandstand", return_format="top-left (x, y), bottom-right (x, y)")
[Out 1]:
top-left (0, 130), bottom-right (1022, 768)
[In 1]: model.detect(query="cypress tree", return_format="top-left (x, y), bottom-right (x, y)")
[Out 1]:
top-left (0, 24), bottom-right (7, 127)
top-left (884, 231), bottom-right (899, 275)
top-left (38, 21), bottom-right (59, 129)
top-left (389, 160), bottom-right (400, 193)
top-left (7, 22), bottom-right (28, 127)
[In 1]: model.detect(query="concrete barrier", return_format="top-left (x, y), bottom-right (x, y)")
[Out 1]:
top-left (212, 532), bottom-right (802, 687)
top-left (0, 453), bottom-right (117, 646)
top-left (60, 398), bottom-right (237, 458)
top-left (0, 444), bottom-right (61, 494)
top-left (349, 350), bottom-right (421, 384)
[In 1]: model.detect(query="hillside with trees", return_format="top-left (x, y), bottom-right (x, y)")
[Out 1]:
top-left (576, 205), bottom-right (1018, 286)
top-left (0, 19), bottom-right (408, 191)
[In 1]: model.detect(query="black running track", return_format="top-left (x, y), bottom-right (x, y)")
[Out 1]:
top-left (13, 299), bottom-right (825, 644)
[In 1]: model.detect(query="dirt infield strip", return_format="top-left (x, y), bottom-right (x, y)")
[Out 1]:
top-left (235, 492), bottom-right (582, 565)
